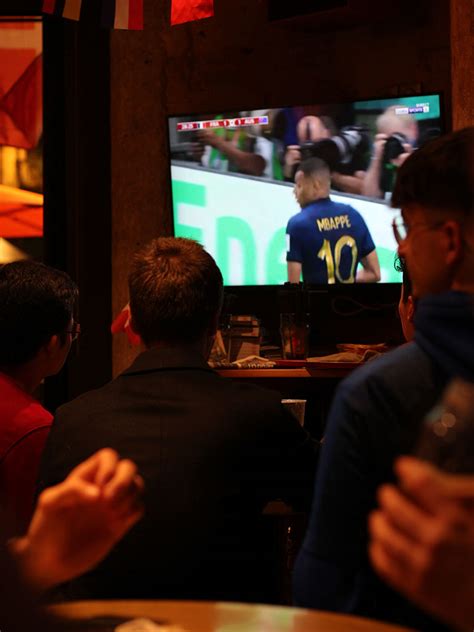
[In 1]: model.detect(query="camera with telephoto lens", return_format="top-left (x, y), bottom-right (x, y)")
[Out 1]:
top-left (299, 125), bottom-right (371, 173)
top-left (379, 132), bottom-right (409, 194)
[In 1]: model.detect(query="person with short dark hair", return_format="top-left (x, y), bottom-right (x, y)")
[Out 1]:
top-left (293, 127), bottom-right (474, 630)
top-left (286, 157), bottom-right (381, 284)
top-left (283, 116), bottom-right (334, 180)
top-left (0, 260), bottom-right (78, 534)
top-left (128, 238), bottom-right (223, 346)
top-left (39, 237), bottom-right (318, 602)
top-left (283, 115), bottom-right (367, 194)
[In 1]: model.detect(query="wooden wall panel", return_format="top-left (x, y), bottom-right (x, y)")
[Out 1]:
top-left (451, 0), bottom-right (474, 130)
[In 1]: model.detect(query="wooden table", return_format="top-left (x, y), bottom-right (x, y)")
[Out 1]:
top-left (50, 600), bottom-right (413, 632)
top-left (217, 365), bottom-right (357, 379)
top-left (217, 366), bottom-right (358, 437)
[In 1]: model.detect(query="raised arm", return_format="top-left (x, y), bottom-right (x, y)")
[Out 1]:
top-left (198, 130), bottom-right (266, 176)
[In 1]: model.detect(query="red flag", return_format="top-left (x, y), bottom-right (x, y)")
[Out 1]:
top-left (62, 0), bottom-right (83, 21)
top-left (171, 0), bottom-right (214, 26)
top-left (42, 0), bottom-right (58, 13)
top-left (111, 303), bottom-right (142, 346)
top-left (0, 21), bottom-right (42, 149)
top-left (43, 0), bottom-right (82, 21)
top-left (101, 0), bottom-right (144, 30)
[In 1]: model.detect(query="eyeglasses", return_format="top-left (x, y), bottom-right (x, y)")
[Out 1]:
top-left (392, 215), bottom-right (445, 245)
top-left (66, 322), bottom-right (81, 341)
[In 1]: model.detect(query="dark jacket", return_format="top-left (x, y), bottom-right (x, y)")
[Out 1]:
top-left (293, 291), bottom-right (474, 631)
top-left (39, 347), bottom-right (317, 602)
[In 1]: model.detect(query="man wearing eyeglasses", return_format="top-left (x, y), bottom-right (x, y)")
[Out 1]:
top-left (293, 127), bottom-right (474, 630)
top-left (0, 260), bottom-right (78, 535)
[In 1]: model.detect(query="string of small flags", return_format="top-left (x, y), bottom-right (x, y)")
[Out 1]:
top-left (43, 0), bottom-right (214, 28)
top-left (42, 0), bottom-right (144, 30)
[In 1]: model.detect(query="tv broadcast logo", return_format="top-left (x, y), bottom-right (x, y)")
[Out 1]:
top-left (394, 103), bottom-right (430, 116)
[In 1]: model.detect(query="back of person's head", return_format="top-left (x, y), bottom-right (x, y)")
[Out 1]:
top-left (297, 157), bottom-right (331, 184)
top-left (129, 237), bottom-right (224, 347)
top-left (0, 260), bottom-right (78, 368)
top-left (296, 115), bottom-right (334, 143)
top-left (392, 126), bottom-right (474, 218)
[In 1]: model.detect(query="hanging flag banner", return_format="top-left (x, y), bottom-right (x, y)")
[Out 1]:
top-left (101, 0), bottom-right (144, 30)
top-left (42, 0), bottom-right (60, 14)
top-left (42, 0), bottom-right (82, 20)
top-left (43, 0), bottom-right (144, 29)
top-left (63, 0), bottom-right (83, 21)
top-left (171, 0), bottom-right (214, 26)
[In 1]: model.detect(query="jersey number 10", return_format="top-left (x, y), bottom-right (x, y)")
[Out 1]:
top-left (318, 235), bottom-right (358, 284)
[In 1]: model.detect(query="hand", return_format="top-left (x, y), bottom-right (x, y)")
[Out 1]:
top-left (390, 142), bottom-right (413, 168)
top-left (372, 133), bottom-right (412, 167)
top-left (11, 449), bottom-right (144, 591)
top-left (371, 133), bottom-right (388, 161)
top-left (369, 457), bottom-right (474, 629)
top-left (284, 145), bottom-right (301, 178)
top-left (197, 129), bottom-right (224, 149)
top-left (285, 145), bottom-right (301, 167)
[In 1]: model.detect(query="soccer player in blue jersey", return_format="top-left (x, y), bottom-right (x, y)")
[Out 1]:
top-left (286, 158), bottom-right (381, 284)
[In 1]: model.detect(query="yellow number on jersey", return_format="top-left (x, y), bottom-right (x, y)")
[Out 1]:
top-left (318, 236), bottom-right (358, 284)
top-left (317, 239), bottom-right (336, 284)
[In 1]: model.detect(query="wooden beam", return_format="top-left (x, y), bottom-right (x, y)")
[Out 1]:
top-left (451, 0), bottom-right (474, 129)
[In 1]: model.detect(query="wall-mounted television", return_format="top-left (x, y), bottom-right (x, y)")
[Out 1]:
top-left (168, 94), bottom-right (443, 287)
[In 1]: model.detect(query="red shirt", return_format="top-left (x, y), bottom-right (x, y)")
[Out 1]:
top-left (0, 372), bottom-right (52, 534)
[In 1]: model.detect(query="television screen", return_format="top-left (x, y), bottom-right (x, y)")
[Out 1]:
top-left (168, 94), bottom-right (442, 286)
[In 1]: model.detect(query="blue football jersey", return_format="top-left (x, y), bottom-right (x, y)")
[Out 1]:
top-left (286, 198), bottom-right (376, 284)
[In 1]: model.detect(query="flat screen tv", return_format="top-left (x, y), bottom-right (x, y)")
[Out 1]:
top-left (168, 94), bottom-right (443, 286)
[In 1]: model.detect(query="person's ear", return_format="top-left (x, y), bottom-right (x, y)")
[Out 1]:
top-left (443, 220), bottom-right (464, 265)
top-left (406, 295), bottom-right (415, 323)
top-left (42, 334), bottom-right (61, 358)
top-left (313, 177), bottom-right (322, 194)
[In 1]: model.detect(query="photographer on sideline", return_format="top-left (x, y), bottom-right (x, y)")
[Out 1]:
top-left (283, 115), bottom-right (369, 195)
top-left (362, 106), bottom-right (418, 199)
